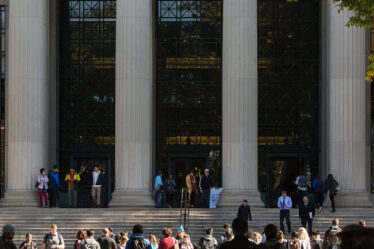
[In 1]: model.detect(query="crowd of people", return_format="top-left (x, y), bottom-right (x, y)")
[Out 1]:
top-left (1, 217), bottom-right (373, 249)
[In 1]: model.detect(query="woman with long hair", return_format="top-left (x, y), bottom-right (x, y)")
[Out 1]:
top-left (298, 227), bottom-right (311, 249)
top-left (325, 174), bottom-right (339, 212)
top-left (74, 230), bottom-right (87, 249)
top-left (149, 234), bottom-right (159, 249)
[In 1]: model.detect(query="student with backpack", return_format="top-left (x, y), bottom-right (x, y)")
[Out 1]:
top-left (324, 174), bottom-right (339, 212)
top-left (295, 174), bottom-right (308, 207)
top-left (322, 219), bottom-right (341, 249)
top-left (312, 175), bottom-right (325, 212)
top-left (41, 224), bottom-right (64, 249)
top-left (198, 227), bottom-right (217, 249)
top-left (126, 224), bottom-right (152, 249)
top-left (79, 230), bottom-right (100, 249)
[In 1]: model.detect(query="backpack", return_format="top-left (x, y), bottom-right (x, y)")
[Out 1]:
top-left (298, 176), bottom-right (308, 188)
top-left (80, 239), bottom-right (97, 249)
top-left (200, 237), bottom-right (215, 249)
top-left (128, 238), bottom-right (147, 249)
top-left (331, 180), bottom-right (340, 194)
top-left (315, 180), bottom-right (323, 193)
top-left (327, 226), bottom-right (341, 248)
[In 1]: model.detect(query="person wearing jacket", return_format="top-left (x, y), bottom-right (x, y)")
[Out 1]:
top-left (37, 168), bottom-right (49, 208)
top-left (185, 170), bottom-right (198, 208)
top-left (237, 200), bottom-right (252, 222)
top-left (220, 218), bottom-right (258, 249)
top-left (324, 174), bottom-right (339, 212)
top-left (125, 224), bottom-right (152, 249)
top-left (65, 168), bottom-right (81, 208)
top-left (89, 165), bottom-right (105, 208)
top-left (312, 175), bottom-right (325, 212)
top-left (299, 196), bottom-right (315, 235)
top-left (79, 230), bottom-right (99, 249)
top-left (199, 169), bottom-right (213, 208)
top-left (198, 227), bottom-right (217, 249)
top-left (48, 166), bottom-right (62, 208)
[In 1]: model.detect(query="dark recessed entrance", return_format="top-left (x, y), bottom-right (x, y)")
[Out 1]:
top-left (266, 154), bottom-right (305, 208)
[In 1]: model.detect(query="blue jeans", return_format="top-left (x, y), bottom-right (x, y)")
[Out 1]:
top-left (156, 192), bottom-right (163, 208)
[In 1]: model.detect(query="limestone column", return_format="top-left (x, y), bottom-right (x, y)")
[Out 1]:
top-left (326, 1), bottom-right (372, 207)
top-left (2, 0), bottom-right (49, 207)
top-left (110, 0), bottom-right (154, 207)
top-left (220, 0), bottom-right (263, 207)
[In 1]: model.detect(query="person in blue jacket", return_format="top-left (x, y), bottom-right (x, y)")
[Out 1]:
top-left (125, 224), bottom-right (152, 249)
top-left (312, 174), bottom-right (325, 212)
top-left (48, 165), bottom-right (62, 208)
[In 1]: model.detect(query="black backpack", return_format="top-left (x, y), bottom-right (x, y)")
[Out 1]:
top-left (200, 237), bottom-right (215, 249)
top-left (128, 238), bottom-right (147, 249)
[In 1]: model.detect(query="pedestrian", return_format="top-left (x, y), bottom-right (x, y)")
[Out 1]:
top-left (220, 224), bottom-right (232, 243)
top-left (289, 232), bottom-right (300, 249)
top-left (41, 224), bottom-right (64, 249)
top-left (89, 165), bottom-right (105, 208)
top-left (322, 219), bottom-right (341, 249)
top-left (148, 235), bottom-right (158, 249)
top-left (277, 191), bottom-right (292, 234)
top-left (155, 171), bottom-right (163, 208)
top-left (324, 174), bottom-right (339, 212)
top-left (337, 224), bottom-right (374, 249)
top-left (125, 224), bottom-right (152, 249)
top-left (164, 173), bottom-right (176, 208)
top-left (118, 234), bottom-right (129, 249)
top-left (299, 196), bottom-right (315, 235)
top-left (259, 224), bottom-right (287, 249)
top-left (358, 220), bottom-right (366, 227)
top-left (295, 174), bottom-right (308, 207)
top-left (107, 227), bottom-right (121, 244)
top-left (0, 224), bottom-right (17, 249)
top-left (48, 166), bottom-right (61, 208)
top-left (276, 231), bottom-right (288, 248)
top-left (79, 230), bottom-right (100, 249)
top-left (179, 234), bottom-right (193, 249)
top-left (175, 226), bottom-right (185, 244)
top-left (159, 228), bottom-right (177, 249)
top-left (311, 230), bottom-right (322, 249)
top-left (298, 228), bottom-right (311, 249)
top-left (74, 230), bottom-right (86, 249)
top-left (219, 218), bottom-right (257, 249)
top-left (199, 169), bottom-right (213, 208)
top-left (97, 228), bottom-right (116, 249)
top-left (186, 170), bottom-right (198, 208)
top-left (37, 168), bottom-right (49, 208)
top-left (237, 200), bottom-right (252, 222)
top-left (19, 233), bottom-right (37, 249)
top-left (198, 227), bottom-right (217, 249)
top-left (64, 167), bottom-right (81, 208)
top-left (312, 175), bottom-right (325, 212)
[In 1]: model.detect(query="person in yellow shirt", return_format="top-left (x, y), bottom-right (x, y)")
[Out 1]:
top-left (64, 168), bottom-right (81, 208)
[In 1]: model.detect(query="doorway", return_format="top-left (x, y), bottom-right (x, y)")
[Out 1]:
top-left (70, 156), bottom-right (112, 208)
top-left (168, 155), bottom-right (208, 207)
top-left (266, 155), bottom-right (305, 208)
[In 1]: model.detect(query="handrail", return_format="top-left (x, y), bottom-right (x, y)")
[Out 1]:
top-left (179, 187), bottom-right (190, 233)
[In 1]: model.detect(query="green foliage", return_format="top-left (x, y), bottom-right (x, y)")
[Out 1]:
top-left (333, 0), bottom-right (374, 28)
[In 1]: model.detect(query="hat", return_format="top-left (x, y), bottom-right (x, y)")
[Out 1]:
top-left (204, 169), bottom-right (209, 172)
top-left (3, 224), bottom-right (15, 234)
top-left (177, 225), bottom-right (185, 232)
top-left (243, 199), bottom-right (248, 203)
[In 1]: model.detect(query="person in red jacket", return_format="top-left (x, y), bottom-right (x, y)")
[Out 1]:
top-left (159, 228), bottom-right (177, 249)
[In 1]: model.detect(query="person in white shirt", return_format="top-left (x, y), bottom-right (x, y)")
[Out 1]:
top-left (90, 165), bottom-right (104, 208)
top-left (277, 191), bottom-right (292, 234)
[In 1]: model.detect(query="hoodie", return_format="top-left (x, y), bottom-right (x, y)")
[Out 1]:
top-left (125, 234), bottom-right (152, 249)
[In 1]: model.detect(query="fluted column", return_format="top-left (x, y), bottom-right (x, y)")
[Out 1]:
top-left (220, 0), bottom-right (262, 207)
top-left (110, 0), bottom-right (154, 207)
top-left (326, 1), bottom-right (371, 207)
top-left (2, 0), bottom-right (49, 207)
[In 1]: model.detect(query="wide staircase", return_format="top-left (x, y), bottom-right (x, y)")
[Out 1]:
top-left (1, 207), bottom-right (374, 248)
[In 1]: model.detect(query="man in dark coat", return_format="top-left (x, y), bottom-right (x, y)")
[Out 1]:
top-left (237, 200), bottom-right (252, 222)
top-left (199, 169), bottom-right (214, 208)
top-left (219, 218), bottom-right (257, 249)
top-left (97, 228), bottom-right (116, 249)
top-left (299, 196), bottom-right (315, 235)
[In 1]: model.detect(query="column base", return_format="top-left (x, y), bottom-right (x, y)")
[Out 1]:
top-left (0, 191), bottom-right (39, 207)
top-left (325, 191), bottom-right (372, 208)
top-left (109, 190), bottom-right (155, 208)
top-left (218, 190), bottom-right (264, 208)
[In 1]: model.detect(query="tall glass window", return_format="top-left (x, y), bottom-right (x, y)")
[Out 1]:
top-left (0, 6), bottom-right (5, 198)
top-left (258, 0), bottom-right (320, 206)
top-left (59, 0), bottom-right (116, 204)
top-left (156, 0), bottom-right (223, 186)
